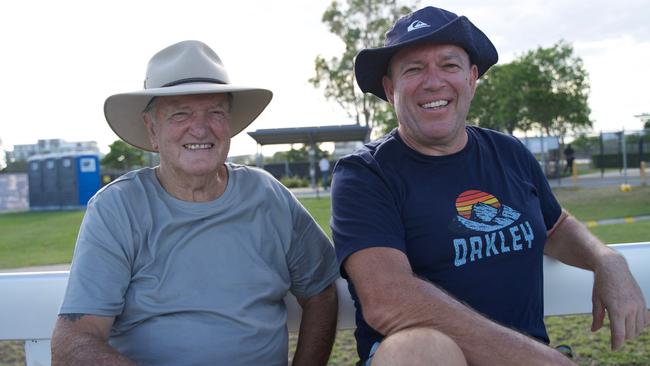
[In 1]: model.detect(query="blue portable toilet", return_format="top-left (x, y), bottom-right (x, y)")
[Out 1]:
top-left (74, 154), bottom-right (101, 206)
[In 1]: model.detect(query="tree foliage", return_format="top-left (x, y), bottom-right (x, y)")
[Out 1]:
top-left (101, 140), bottom-right (145, 170)
top-left (469, 41), bottom-right (591, 139)
top-left (268, 144), bottom-right (327, 163)
top-left (310, 0), bottom-right (414, 135)
top-left (1, 159), bottom-right (27, 173)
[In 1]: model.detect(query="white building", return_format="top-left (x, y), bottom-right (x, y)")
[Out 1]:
top-left (10, 139), bottom-right (99, 161)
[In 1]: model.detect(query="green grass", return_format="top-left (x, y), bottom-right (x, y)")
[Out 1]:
top-left (590, 220), bottom-right (650, 244)
top-left (299, 197), bottom-right (332, 238)
top-left (553, 185), bottom-right (650, 221)
top-left (1, 186), bottom-right (647, 270)
top-left (0, 210), bottom-right (83, 268)
top-left (545, 314), bottom-right (650, 366)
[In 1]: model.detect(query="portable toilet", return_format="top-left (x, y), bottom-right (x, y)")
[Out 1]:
top-left (58, 155), bottom-right (78, 208)
top-left (27, 153), bottom-right (100, 210)
top-left (42, 155), bottom-right (60, 208)
top-left (56, 153), bottom-right (100, 208)
top-left (27, 156), bottom-right (45, 208)
top-left (74, 154), bottom-right (101, 206)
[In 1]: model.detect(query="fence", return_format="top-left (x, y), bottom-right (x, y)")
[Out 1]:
top-left (520, 129), bottom-right (649, 178)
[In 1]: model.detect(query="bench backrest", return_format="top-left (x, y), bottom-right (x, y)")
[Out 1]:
top-left (1, 242), bottom-right (649, 365)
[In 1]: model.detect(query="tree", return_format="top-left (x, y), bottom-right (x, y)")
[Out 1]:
top-left (469, 62), bottom-right (529, 134)
top-left (310, 0), bottom-right (415, 135)
top-left (469, 41), bottom-right (591, 140)
top-left (520, 41), bottom-right (591, 139)
top-left (101, 140), bottom-right (145, 171)
top-left (1, 159), bottom-right (27, 173)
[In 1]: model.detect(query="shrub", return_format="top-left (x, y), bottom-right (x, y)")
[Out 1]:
top-left (280, 176), bottom-right (309, 188)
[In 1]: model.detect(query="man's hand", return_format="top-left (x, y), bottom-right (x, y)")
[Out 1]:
top-left (545, 211), bottom-right (649, 351)
top-left (591, 252), bottom-right (649, 350)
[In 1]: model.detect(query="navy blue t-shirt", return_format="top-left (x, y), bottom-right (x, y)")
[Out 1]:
top-left (331, 127), bottom-right (562, 363)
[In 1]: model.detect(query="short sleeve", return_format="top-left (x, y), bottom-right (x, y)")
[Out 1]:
top-left (330, 155), bottom-right (406, 276)
top-left (59, 190), bottom-right (134, 316)
top-left (285, 194), bottom-right (339, 299)
top-left (520, 143), bottom-right (562, 230)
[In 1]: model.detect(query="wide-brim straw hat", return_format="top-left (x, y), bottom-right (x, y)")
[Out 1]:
top-left (104, 40), bottom-right (273, 152)
top-left (355, 6), bottom-right (498, 101)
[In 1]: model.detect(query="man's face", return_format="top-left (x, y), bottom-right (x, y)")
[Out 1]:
top-left (382, 43), bottom-right (478, 155)
top-left (144, 93), bottom-right (231, 178)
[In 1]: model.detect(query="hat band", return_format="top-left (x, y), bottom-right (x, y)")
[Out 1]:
top-left (161, 77), bottom-right (226, 87)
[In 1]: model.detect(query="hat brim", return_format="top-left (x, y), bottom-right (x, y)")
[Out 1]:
top-left (104, 83), bottom-right (273, 152)
top-left (354, 16), bottom-right (498, 101)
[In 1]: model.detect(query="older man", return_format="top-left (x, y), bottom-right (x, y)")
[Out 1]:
top-left (331, 6), bottom-right (648, 366)
top-left (51, 40), bottom-right (339, 366)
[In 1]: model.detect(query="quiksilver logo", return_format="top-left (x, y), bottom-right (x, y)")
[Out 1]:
top-left (407, 20), bottom-right (430, 32)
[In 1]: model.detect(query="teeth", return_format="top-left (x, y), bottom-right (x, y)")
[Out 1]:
top-left (422, 100), bottom-right (449, 108)
top-left (184, 143), bottom-right (213, 150)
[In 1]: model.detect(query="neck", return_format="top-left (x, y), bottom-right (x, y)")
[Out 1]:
top-left (155, 164), bottom-right (228, 202)
top-left (397, 126), bottom-right (468, 156)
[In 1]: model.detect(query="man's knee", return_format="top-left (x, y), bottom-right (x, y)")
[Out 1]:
top-left (371, 327), bottom-right (467, 366)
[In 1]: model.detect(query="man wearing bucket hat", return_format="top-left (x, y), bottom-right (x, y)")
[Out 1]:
top-left (331, 6), bottom-right (648, 366)
top-left (51, 40), bottom-right (339, 366)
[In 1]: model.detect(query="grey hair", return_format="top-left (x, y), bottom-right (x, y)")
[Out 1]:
top-left (142, 97), bottom-right (160, 125)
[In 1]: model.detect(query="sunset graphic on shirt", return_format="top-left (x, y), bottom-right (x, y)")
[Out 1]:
top-left (450, 190), bottom-right (520, 232)
top-left (455, 190), bottom-right (501, 219)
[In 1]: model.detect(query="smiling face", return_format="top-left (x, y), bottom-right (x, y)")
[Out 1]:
top-left (143, 93), bottom-right (231, 181)
top-left (382, 43), bottom-right (478, 156)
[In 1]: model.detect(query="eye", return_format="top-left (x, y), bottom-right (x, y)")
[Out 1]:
top-left (170, 111), bottom-right (191, 122)
top-left (443, 63), bottom-right (461, 71)
top-left (208, 108), bottom-right (228, 120)
top-left (402, 66), bottom-right (422, 76)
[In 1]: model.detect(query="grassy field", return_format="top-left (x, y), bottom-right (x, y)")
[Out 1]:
top-left (553, 185), bottom-right (650, 221)
top-left (0, 185), bottom-right (649, 365)
top-left (0, 210), bottom-right (84, 268)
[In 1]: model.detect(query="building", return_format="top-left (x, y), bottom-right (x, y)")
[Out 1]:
top-left (10, 139), bottom-right (99, 161)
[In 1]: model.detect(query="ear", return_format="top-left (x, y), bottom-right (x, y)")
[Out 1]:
top-left (382, 75), bottom-right (396, 105)
top-left (142, 113), bottom-right (159, 152)
top-left (468, 65), bottom-right (479, 99)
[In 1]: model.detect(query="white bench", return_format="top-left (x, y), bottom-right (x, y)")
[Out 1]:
top-left (1, 242), bottom-right (649, 366)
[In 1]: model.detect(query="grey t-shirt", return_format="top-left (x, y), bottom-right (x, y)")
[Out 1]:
top-left (60, 164), bottom-right (339, 366)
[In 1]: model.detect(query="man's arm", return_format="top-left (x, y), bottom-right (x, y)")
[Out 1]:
top-left (51, 314), bottom-right (136, 366)
top-left (292, 283), bottom-right (338, 366)
top-left (345, 247), bottom-right (576, 366)
top-left (544, 210), bottom-right (649, 350)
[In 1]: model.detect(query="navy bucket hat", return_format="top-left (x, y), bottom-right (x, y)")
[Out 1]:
top-left (354, 6), bottom-right (498, 101)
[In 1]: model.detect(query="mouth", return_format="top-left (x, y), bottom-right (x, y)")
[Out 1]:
top-left (183, 143), bottom-right (214, 150)
top-left (420, 99), bottom-right (449, 109)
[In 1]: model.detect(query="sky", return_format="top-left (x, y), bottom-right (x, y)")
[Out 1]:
top-left (1, 0), bottom-right (648, 157)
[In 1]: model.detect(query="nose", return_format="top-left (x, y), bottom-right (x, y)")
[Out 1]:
top-left (422, 66), bottom-right (445, 90)
top-left (188, 112), bottom-right (210, 137)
